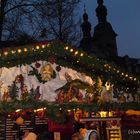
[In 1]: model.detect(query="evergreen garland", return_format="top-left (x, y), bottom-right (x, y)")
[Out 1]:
top-left (0, 100), bottom-right (140, 123)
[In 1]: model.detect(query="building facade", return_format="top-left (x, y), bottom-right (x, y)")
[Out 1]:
top-left (79, 0), bottom-right (140, 76)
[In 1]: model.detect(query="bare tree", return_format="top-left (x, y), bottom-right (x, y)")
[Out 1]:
top-left (0, 0), bottom-right (81, 45)
top-left (0, 0), bottom-right (50, 42)
top-left (37, 0), bottom-right (81, 45)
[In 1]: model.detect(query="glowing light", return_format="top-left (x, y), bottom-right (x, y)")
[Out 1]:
top-left (42, 45), bottom-right (45, 48)
top-left (36, 46), bottom-right (40, 50)
top-left (11, 50), bottom-right (16, 54)
top-left (75, 51), bottom-right (78, 55)
top-left (121, 73), bottom-right (124, 76)
top-left (129, 77), bottom-right (133, 80)
top-left (105, 81), bottom-right (111, 91)
top-left (117, 70), bottom-right (120, 73)
top-left (24, 48), bottom-right (27, 52)
top-left (134, 78), bottom-right (137, 81)
top-left (70, 49), bottom-right (73, 52)
top-left (67, 109), bottom-right (71, 112)
top-left (125, 74), bottom-right (128, 77)
top-left (104, 64), bottom-right (107, 67)
top-left (65, 46), bottom-right (69, 50)
top-left (99, 111), bottom-right (107, 117)
top-left (4, 51), bottom-right (8, 56)
top-left (18, 49), bottom-right (21, 53)
top-left (36, 108), bottom-right (44, 112)
top-left (80, 53), bottom-right (84, 56)
top-left (15, 109), bottom-right (21, 112)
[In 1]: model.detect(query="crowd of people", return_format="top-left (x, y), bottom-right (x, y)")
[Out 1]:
top-left (18, 122), bottom-right (99, 140)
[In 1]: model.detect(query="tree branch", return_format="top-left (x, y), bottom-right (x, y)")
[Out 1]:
top-left (3, 3), bottom-right (49, 16)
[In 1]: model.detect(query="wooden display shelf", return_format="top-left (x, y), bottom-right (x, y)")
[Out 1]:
top-left (106, 127), bottom-right (122, 140)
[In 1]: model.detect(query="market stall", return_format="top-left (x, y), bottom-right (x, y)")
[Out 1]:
top-left (0, 40), bottom-right (140, 140)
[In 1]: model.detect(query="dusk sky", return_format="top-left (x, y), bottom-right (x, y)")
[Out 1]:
top-left (80, 0), bottom-right (140, 58)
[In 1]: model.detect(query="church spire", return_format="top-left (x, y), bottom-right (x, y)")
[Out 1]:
top-left (81, 4), bottom-right (91, 39)
top-left (96, 0), bottom-right (107, 23)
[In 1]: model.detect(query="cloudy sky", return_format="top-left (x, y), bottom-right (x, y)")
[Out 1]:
top-left (80, 0), bottom-right (140, 58)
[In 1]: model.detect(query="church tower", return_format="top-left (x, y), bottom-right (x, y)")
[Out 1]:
top-left (92, 0), bottom-right (118, 59)
top-left (80, 7), bottom-right (92, 53)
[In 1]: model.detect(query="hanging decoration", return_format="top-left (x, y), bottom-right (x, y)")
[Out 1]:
top-left (28, 64), bottom-right (56, 83)
top-left (16, 116), bottom-right (24, 125)
top-left (40, 63), bottom-right (56, 81)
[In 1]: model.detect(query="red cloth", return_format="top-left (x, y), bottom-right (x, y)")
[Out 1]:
top-left (48, 119), bottom-right (74, 133)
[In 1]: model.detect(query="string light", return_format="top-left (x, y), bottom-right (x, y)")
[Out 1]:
top-left (125, 74), bottom-right (128, 77)
top-left (75, 51), bottom-right (78, 55)
top-left (24, 48), bottom-right (27, 52)
top-left (11, 50), bottom-right (16, 54)
top-left (129, 77), bottom-right (133, 80)
top-left (18, 49), bottom-right (21, 53)
top-left (121, 73), bottom-right (124, 76)
top-left (0, 41), bottom-right (139, 92)
top-left (108, 66), bottom-right (111, 69)
top-left (42, 45), bottom-right (45, 49)
top-left (65, 46), bottom-right (69, 50)
top-left (70, 49), bottom-right (73, 52)
top-left (36, 46), bottom-right (40, 50)
top-left (117, 70), bottom-right (120, 73)
top-left (134, 78), bottom-right (137, 81)
top-left (67, 109), bottom-right (71, 112)
top-left (104, 64), bottom-right (107, 67)
top-left (4, 51), bottom-right (8, 56)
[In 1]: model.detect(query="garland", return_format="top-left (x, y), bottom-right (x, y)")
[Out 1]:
top-left (0, 100), bottom-right (140, 123)
top-left (0, 40), bottom-right (139, 88)
top-left (0, 40), bottom-right (140, 123)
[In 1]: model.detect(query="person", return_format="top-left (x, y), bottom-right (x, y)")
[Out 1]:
top-left (84, 130), bottom-right (99, 140)
top-left (71, 132), bottom-right (83, 140)
top-left (22, 130), bottom-right (37, 140)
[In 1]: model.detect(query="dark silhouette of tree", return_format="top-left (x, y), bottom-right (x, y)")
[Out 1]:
top-left (0, 0), bottom-right (81, 46)
top-left (38, 0), bottom-right (81, 45)
top-left (0, 0), bottom-right (51, 43)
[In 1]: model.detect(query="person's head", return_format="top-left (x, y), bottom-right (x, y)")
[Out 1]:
top-left (79, 128), bottom-right (87, 139)
top-left (88, 130), bottom-right (98, 140)
top-left (71, 132), bottom-right (82, 140)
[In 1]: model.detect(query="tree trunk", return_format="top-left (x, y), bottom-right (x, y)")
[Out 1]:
top-left (0, 0), bottom-right (8, 42)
